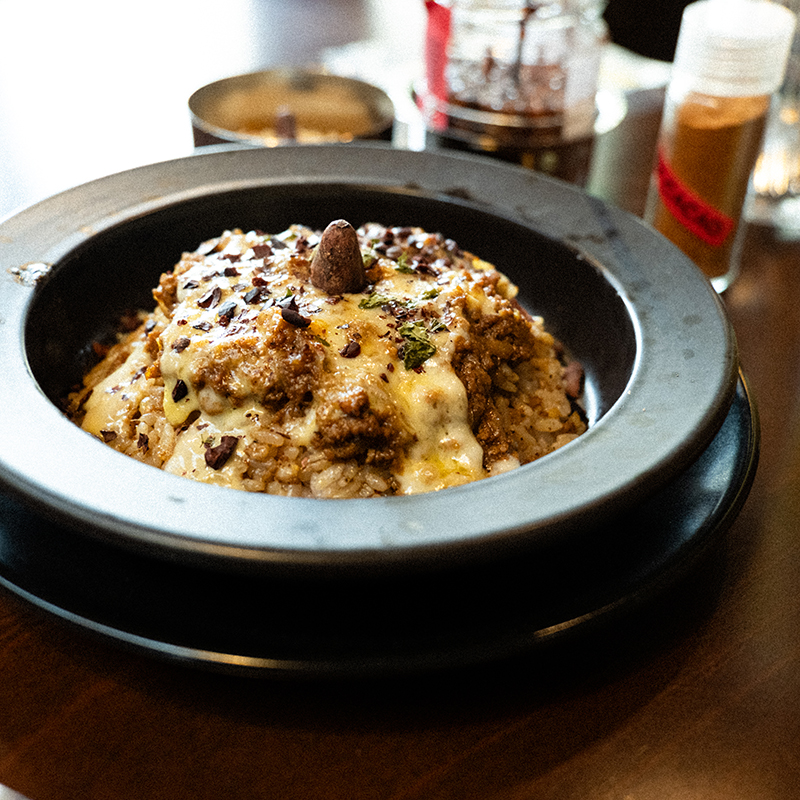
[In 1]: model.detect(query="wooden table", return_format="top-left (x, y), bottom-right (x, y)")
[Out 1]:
top-left (3, 3), bottom-right (800, 798)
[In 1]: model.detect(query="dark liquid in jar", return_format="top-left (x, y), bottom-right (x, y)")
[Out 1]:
top-left (430, 56), bottom-right (594, 186)
top-left (426, 128), bottom-right (594, 186)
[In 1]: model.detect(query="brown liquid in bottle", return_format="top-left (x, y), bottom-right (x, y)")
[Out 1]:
top-left (649, 93), bottom-right (770, 281)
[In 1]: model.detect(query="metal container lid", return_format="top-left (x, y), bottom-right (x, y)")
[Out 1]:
top-left (189, 69), bottom-right (395, 148)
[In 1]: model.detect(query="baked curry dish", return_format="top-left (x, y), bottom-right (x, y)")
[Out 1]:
top-left (65, 220), bottom-right (586, 497)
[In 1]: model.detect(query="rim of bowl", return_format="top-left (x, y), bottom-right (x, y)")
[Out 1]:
top-left (0, 143), bottom-right (739, 572)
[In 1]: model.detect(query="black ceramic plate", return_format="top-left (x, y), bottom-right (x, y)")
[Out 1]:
top-left (0, 144), bottom-right (738, 573)
top-left (0, 375), bottom-right (757, 676)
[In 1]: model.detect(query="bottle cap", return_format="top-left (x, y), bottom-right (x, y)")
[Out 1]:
top-left (673, 0), bottom-right (797, 96)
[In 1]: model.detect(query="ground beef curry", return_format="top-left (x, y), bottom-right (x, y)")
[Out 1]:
top-left (66, 220), bottom-right (586, 498)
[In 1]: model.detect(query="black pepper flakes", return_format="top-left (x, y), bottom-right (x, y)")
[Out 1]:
top-left (172, 379), bottom-right (189, 402)
top-left (183, 279), bottom-right (199, 290)
top-left (137, 433), bottom-right (149, 451)
top-left (197, 285), bottom-right (222, 309)
top-left (172, 337), bottom-right (190, 352)
top-left (100, 430), bottom-right (117, 442)
top-left (204, 435), bottom-right (238, 470)
top-left (193, 321), bottom-right (212, 331)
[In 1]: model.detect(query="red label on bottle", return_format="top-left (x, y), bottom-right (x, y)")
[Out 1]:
top-left (656, 150), bottom-right (735, 248)
top-left (424, 1), bottom-right (452, 130)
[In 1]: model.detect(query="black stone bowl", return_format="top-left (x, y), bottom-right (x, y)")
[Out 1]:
top-left (0, 144), bottom-right (739, 578)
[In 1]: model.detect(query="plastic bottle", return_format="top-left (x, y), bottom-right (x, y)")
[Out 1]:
top-left (644, 0), bottom-right (796, 292)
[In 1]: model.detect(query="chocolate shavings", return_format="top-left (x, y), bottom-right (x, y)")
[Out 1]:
top-left (244, 286), bottom-right (270, 305)
top-left (251, 244), bottom-right (273, 259)
top-left (217, 300), bottom-right (238, 325)
top-left (339, 340), bottom-right (361, 358)
top-left (204, 435), bottom-right (239, 470)
top-left (172, 379), bottom-right (189, 402)
top-left (281, 307), bottom-right (311, 328)
top-left (197, 285), bottom-right (222, 309)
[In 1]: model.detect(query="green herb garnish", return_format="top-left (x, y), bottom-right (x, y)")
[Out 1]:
top-left (398, 321), bottom-right (437, 370)
top-left (358, 292), bottom-right (394, 309)
top-left (395, 252), bottom-right (415, 273)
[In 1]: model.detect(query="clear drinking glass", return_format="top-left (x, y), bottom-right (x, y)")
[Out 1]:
top-left (748, 0), bottom-right (800, 236)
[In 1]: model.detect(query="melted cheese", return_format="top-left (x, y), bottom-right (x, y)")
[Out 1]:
top-left (148, 227), bottom-right (502, 492)
top-left (81, 338), bottom-right (154, 438)
top-left (78, 224), bottom-right (561, 495)
top-left (392, 346), bottom-right (484, 494)
top-left (163, 407), bottom-right (255, 489)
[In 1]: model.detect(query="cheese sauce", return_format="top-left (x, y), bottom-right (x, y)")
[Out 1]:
top-left (73, 223), bottom-right (585, 497)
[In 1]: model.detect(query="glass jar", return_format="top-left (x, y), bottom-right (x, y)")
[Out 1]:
top-left (421, 0), bottom-right (608, 186)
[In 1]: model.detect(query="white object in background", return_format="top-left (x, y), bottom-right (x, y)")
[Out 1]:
top-left (0, 785), bottom-right (32, 800)
top-left (747, 0), bottom-right (800, 237)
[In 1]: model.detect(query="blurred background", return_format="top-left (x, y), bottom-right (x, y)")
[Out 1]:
top-left (1, 0), bottom-right (793, 229)
top-left (0, 0), bottom-right (410, 216)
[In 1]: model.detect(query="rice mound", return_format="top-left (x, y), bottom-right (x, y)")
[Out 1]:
top-left (65, 222), bottom-right (586, 497)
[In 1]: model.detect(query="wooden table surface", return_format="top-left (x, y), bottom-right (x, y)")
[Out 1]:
top-left (3, 3), bottom-right (800, 799)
